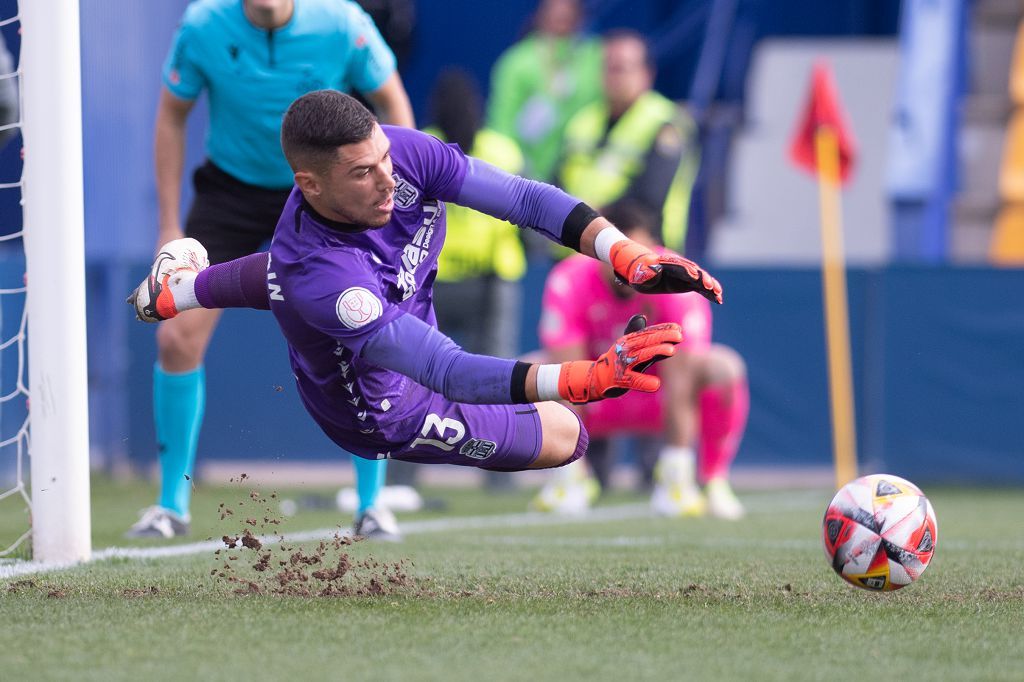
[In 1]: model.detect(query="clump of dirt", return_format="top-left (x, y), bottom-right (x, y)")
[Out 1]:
top-left (123, 586), bottom-right (160, 598)
top-left (7, 579), bottom-right (37, 593)
top-left (240, 529), bottom-right (262, 551)
top-left (210, 474), bottom-right (414, 598)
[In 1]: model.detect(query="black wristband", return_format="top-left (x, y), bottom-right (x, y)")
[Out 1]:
top-left (510, 360), bottom-right (532, 404)
top-left (561, 202), bottom-right (600, 252)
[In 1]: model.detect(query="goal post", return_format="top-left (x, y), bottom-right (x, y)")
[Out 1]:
top-left (21, 0), bottom-right (91, 563)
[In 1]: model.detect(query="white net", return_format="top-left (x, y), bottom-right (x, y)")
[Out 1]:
top-left (0, 8), bottom-right (29, 560)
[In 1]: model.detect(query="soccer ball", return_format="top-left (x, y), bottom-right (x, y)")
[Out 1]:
top-left (822, 474), bottom-right (937, 591)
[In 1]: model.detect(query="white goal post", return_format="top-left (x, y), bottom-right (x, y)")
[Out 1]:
top-left (21, 0), bottom-right (91, 563)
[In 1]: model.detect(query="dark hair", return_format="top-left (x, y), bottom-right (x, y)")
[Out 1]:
top-left (429, 68), bottom-right (481, 153)
top-left (601, 200), bottom-right (661, 244)
top-left (602, 27), bottom-right (655, 72)
top-left (281, 90), bottom-right (377, 174)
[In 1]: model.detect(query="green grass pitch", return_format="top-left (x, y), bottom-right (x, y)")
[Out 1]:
top-left (1, 476), bottom-right (1022, 681)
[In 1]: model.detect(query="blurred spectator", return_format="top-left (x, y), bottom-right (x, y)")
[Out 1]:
top-left (532, 200), bottom-right (748, 519)
top-left (0, 33), bottom-right (17, 150)
top-left (557, 29), bottom-right (698, 253)
top-left (354, 0), bottom-right (415, 68)
top-left (487, 0), bottom-right (602, 183)
top-left (391, 68), bottom-right (527, 491)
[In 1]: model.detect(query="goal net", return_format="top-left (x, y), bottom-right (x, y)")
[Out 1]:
top-left (0, 0), bottom-right (91, 566)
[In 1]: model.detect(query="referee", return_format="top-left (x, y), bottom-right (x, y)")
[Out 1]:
top-left (127, 0), bottom-right (414, 540)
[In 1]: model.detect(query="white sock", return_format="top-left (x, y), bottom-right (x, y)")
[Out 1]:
top-left (168, 270), bottom-right (199, 312)
top-left (657, 446), bottom-right (697, 486)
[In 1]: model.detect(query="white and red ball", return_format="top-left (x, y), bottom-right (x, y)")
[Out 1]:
top-left (822, 474), bottom-right (937, 591)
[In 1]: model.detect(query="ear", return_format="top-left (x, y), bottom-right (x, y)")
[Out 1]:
top-left (294, 170), bottom-right (320, 197)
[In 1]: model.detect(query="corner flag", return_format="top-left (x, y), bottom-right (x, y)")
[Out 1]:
top-left (788, 61), bottom-right (859, 490)
top-left (789, 61), bottom-right (857, 184)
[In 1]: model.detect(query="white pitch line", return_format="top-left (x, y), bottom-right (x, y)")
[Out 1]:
top-left (0, 491), bottom-right (827, 581)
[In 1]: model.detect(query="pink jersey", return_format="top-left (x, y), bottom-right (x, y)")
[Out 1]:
top-left (539, 254), bottom-right (712, 438)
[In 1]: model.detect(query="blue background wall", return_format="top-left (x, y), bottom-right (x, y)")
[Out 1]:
top-left (4, 0), bottom-right (1021, 485)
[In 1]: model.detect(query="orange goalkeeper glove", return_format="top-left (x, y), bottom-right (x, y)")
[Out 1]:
top-left (609, 239), bottom-right (723, 304)
top-left (557, 315), bottom-right (682, 404)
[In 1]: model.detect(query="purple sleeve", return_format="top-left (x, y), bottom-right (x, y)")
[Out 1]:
top-left (455, 158), bottom-right (581, 244)
top-left (361, 314), bottom-right (519, 404)
top-left (195, 253), bottom-right (271, 310)
top-left (288, 250), bottom-right (403, 355)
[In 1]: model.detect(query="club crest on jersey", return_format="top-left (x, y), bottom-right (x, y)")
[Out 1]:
top-left (392, 174), bottom-right (419, 209)
top-left (336, 287), bottom-right (382, 329)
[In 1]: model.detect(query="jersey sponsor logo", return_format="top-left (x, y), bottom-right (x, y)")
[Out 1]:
top-left (396, 201), bottom-right (440, 301)
top-left (459, 438), bottom-right (497, 461)
top-left (336, 286), bottom-right (382, 329)
top-left (392, 174), bottom-right (420, 208)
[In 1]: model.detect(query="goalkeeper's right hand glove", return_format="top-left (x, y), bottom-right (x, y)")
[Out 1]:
top-left (557, 314), bottom-right (682, 404)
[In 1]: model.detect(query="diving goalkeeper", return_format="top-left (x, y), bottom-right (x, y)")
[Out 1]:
top-left (128, 90), bottom-right (723, 472)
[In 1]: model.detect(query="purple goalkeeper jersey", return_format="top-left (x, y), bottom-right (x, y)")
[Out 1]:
top-left (268, 126), bottom-right (468, 458)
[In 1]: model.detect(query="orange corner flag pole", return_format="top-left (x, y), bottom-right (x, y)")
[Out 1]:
top-left (814, 125), bottom-right (858, 489)
top-left (790, 62), bottom-right (859, 490)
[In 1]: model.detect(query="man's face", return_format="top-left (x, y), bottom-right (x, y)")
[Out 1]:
top-left (603, 37), bottom-right (653, 112)
top-left (537, 0), bottom-right (581, 37)
top-left (300, 124), bottom-right (396, 228)
top-left (245, 0), bottom-right (292, 13)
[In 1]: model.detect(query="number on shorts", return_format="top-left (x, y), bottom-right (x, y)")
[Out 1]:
top-left (409, 413), bottom-right (466, 452)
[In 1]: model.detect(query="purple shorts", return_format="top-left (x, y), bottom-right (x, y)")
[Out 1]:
top-left (385, 394), bottom-right (579, 472)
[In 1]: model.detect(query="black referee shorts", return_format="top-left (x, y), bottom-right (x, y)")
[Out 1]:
top-left (184, 161), bottom-right (293, 265)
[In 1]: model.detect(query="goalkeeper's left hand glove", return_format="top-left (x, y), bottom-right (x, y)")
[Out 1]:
top-left (609, 239), bottom-right (723, 304)
top-left (557, 315), bottom-right (682, 404)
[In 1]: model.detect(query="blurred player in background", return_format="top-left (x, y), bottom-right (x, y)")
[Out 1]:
top-left (488, 0), bottom-right (602, 183)
top-left (534, 201), bottom-right (748, 519)
top-left (128, 0), bottom-right (414, 541)
top-left (128, 91), bottom-right (724, 491)
top-left (557, 29), bottom-right (698, 254)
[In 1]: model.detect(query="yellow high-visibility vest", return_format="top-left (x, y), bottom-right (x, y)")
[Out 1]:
top-left (558, 91), bottom-right (697, 252)
top-left (426, 127), bottom-right (528, 282)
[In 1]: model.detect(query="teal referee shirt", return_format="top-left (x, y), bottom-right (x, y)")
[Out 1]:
top-left (163, 0), bottom-right (397, 189)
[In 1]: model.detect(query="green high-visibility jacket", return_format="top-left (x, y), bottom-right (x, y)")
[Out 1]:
top-left (425, 127), bottom-right (527, 283)
top-left (487, 34), bottom-right (603, 182)
top-left (558, 90), bottom-right (698, 252)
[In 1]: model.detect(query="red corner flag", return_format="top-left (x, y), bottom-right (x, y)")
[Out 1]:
top-left (789, 61), bottom-right (857, 184)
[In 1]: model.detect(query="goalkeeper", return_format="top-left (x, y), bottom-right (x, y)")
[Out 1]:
top-left (129, 91), bottom-right (723, 473)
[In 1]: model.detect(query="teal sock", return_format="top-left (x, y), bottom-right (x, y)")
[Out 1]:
top-left (154, 364), bottom-right (205, 517)
top-left (353, 456), bottom-right (387, 515)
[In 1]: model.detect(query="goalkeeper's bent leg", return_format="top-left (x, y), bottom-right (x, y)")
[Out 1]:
top-left (526, 401), bottom-right (588, 469)
top-left (384, 397), bottom-right (588, 472)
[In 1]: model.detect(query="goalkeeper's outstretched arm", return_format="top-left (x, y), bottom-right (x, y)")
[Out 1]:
top-left (127, 246), bottom-right (682, 406)
top-left (455, 158), bottom-right (723, 304)
top-left (359, 312), bottom-right (682, 405)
